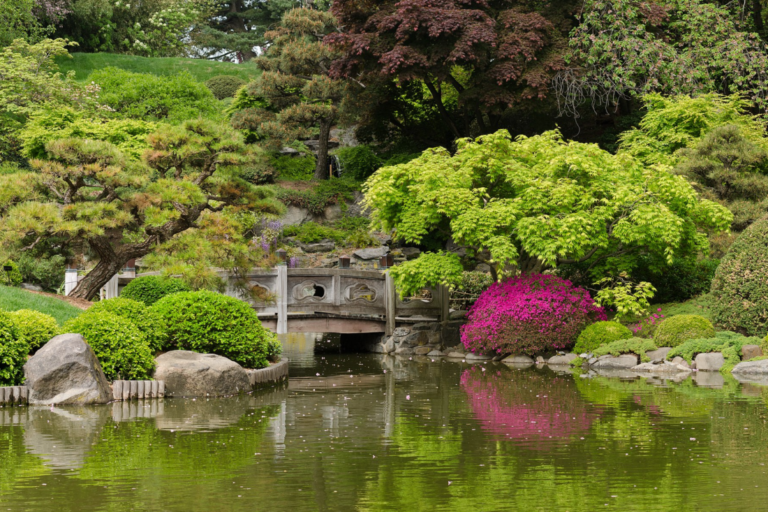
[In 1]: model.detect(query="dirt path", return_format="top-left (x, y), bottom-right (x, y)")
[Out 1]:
top-left (27, 289), bottom-right (92, 310)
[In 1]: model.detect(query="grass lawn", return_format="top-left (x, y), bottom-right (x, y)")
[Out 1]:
top-left (56, 53), bottom-right (261, 83)
top-left (0, 286), bottom-right (83, 325)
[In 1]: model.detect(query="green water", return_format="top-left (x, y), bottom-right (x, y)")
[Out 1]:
top-left (3, 339), bottom-right (768, 511)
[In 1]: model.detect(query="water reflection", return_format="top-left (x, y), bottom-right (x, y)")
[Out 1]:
top-left (3, 352), bottom-right (768, 511)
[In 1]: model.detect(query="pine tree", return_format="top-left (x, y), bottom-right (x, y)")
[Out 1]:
top-left (231, 8), bottom-right (345, 180)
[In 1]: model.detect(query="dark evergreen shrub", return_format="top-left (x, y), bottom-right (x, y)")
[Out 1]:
top-left (710, 215), bottom-right (768, 336)
top-left (204, 75), bottom-right (247, 100)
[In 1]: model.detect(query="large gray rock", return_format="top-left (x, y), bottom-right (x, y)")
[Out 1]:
top-left (632, 361), bottom-right (691, 374)
top-left (502, 355), bottom-right (535, 365)
top-left (353, 246), bottom-right (389, 260)
top-left (742, 345), bottom-right (763, 361)
top-left (281, 205), bottom-right (312, 226)
top-left (590, 354), bottom-right (639, 370)
top-left (23, 334), bottom-right (112, 405)
top-left (694, 352), bottom-right (724, 372)
top-left (548, 353), bottom-right (578, 365)
top-left (154, 351), bottom-right (251, 398)
top-left (298, 239), bottom-right (335, 253)
top-left (732, 358), bottom-right (768, 375)
top-left (465, 352), bottom-right (493, 361)
top-left (413, 346), bottom-right (432, 356)
top-left (645, 347), bottom-right (671, 362)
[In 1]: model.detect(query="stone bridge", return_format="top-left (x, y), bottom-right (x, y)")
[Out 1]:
top-left (226, 267), bottom-right (449, 335)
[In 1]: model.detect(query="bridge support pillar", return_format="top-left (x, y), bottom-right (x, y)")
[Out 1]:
top-left (385, 272), bottom-right (396, 336)
top-left (277, 265), bottom-right (288, 334)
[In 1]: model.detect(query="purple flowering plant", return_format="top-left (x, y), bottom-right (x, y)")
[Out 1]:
top-left (628, 309), bottom-right (665, 338)
top-left (461, 274), bottom-right (606, 356)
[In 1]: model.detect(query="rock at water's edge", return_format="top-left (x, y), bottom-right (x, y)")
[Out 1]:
top-left (154, 351), bottom-right (250, 398)
top-left (23, 334), bottom-right (112, 405)
top-left (694, 352), bottom-right (724, 372)
top-left (732, 358), bottom-right (768, 375)
top-left (742, 345), bottom-right (763, 361)
top-left (548, 353), bottom-right (578, 365)
top-left (590, 354), bottom-right (639, 370)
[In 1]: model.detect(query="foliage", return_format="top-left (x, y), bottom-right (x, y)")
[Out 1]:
top-left (205, 75), bottom-right (246, 100)
top-left (62, 311), bottom-right (155, 380)
top-left (20, 106), bottom-right (157, 160)
top-left (630, 256), bottom-right (720, 304)
top-left (150, 290), bottom-right (274, 369)
top-left (593, 276), bottom-right (656, 321)
top-left (335, 145), bottom-right (382, 180)
top-left (390, 252), bottom-right (464, 299)
top-left (89, 68), bottom-right (219, 122)
top-left (275, 178), bottom-right (358, 215)
top-left (0, 119), bottom-right (281, 300)
top-left (0, 261), bottom-right (23, 287)
top-left (450, 271), bottom-right (496, 309)
top-left (57, 52), bottom-right (262, 83)
top-left (16, 253), bottom-right (66, 292)
top-left (84, 298), bottom-right (167, 352)
top-left (283, 222), bottom-right (344, 244)
top-left (461, 275), bottom-right (606, 356)
top-left (121, 276), bottom-right (191, 306)
top-left (674, 125), bottom-right (768, 231)
top-left (241, 165), bottom-right (277, 185)
top-left (58, 0), bottom-right (209, 57)
top-left (573, 321), bottom-right (633, 354)
top-left (591, 338), bottom-right (657, 362)
top-left (0, 311), bottom-right (28, 386)
top-left (328, 0), bottom-right (577, 142)
top-left (230, 8), bottom-right (345, 180)
top-left (710, 215), bottom-right (768, 337)
top-left (266, 337), bottom-right (282, 363)
top-left (268, 153), bottom-right (315, 180)
top-left (0, 285), bottom-right (82, 325)
top-left (618, 94), bottom-right (767, 167)
top-left (666, 331), bottom-right (762, 373)
top-left (559, 0), bottom-right (768, 118)
top-left (628, 309), bottom-right (666, 338)
top-left (8, 309), bottom-right (58, 352)
top-left (0, 0), bottom-right (51, 46)
top-left (653, 314), bottom-right (716, 348)
top-left (364, 129), bottom-right (732, 291)
top-left (0, 38), bottom-right (99, 158)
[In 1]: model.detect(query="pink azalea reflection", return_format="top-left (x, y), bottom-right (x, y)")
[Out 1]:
top-left (460, 367), bottom-right (600, 449)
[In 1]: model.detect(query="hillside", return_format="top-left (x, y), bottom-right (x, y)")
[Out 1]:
top-left (0, 285), bottom-right (86, 325)
top-left (57, 53), bottom-right (261, 83)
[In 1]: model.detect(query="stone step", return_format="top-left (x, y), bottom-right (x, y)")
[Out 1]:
top-left (111, 380), bottom-right (165, 401)
top-left (0, 386), bottom-right (28, 406)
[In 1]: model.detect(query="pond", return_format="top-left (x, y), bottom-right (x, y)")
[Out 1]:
top-left (2, 334), bottom-right (768, 511)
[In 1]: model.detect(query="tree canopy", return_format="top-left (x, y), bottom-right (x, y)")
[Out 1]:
top-left (365, 130), bottom-right (733, 297)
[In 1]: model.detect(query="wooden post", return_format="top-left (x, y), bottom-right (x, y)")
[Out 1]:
top-left (385, 272), bottom-right (396, 336)
top-left (439, 285), bottom-right (450, 325)
top-left (277, 265), bottom-right (288, 334)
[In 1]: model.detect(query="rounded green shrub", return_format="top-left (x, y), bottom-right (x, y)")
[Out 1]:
top-left (151, 290), bottom-right (274, 369)
top-left (0, 260), bottom-right (23, 287)
top-left (121, 276), bottom-right (191, 306)
top-left (335, 145), bottom-right (382, 180)
top-left (653, 314), bottom-right (715, 348)
top-left (84, 298), bottom-right (167, 352)
top-left (710, 215), bottom-right (768, 336)
top-left (204, 75), bottom-right (246, 100)
top-left (9, 309), bottom-right (58, 352)
top-left (62, 312), bottom-right (155, 380)
top-left (573, 321), bottom-right (633, 354)
top-left (0, 311), bottom-right (28, 386)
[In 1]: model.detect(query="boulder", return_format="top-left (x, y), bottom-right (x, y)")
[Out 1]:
top-left (401, 247), bottom-right (421, 260)
top-left (298, 239), bottom-right (335, 253)
top-left (694, 352), bottom-right (724, 372)
top-left (502, 355), bottom-right (534, 365)
top-left (632, 361), bottom-right (691, 374)
top-left (154, 351), bottom-right (251, 398)
top-left (671, 356), bottom-right (690, 369)
top-left (427, 350), bottom-right (444, 357)
top-left (413, 346), bottom-right (432, 356)
top-left (449, 310), bottom-right (467, 320)
top-left (353, 247), bottom-right (389, 260)
top-left (400, 331), bottom-right (428, 347)
top-left (412, 322), bottom-right (439, 332)
top-left (281, 205), bottom-right (312, 226)
top-left (590, 354), bottom-right (639, 370)
top-left (645, 347), bottom-right (671, 362)
top-left (382, 337), bottom-right (395, 354)
top-left (446, 351), bottom-right (466, 359)
top-left (732, 358), bottom-right (768, 375)
top-left (742, 345), bottom-right (763, 361)
top-left (535, 356), bottom-right (546, 364)
top-left (23, 334), bottom-right (112, 405)
top-left (465, 352), bottom-right (493, 362)
top-left (474, 263), bottom-right (491, 273)
top-left (547, 353), bottom-right (578, 366)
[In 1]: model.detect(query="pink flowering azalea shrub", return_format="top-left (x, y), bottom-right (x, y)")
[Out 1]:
top-left (461, 274), bottom-right (606, 356)
top-left (628, 308), bottom-right (665, 338)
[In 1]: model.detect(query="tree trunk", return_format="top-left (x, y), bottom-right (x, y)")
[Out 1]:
top-left (68, 256), bottom-right (125, 301)
top-left (313, 120), bottom-right (332, 180)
